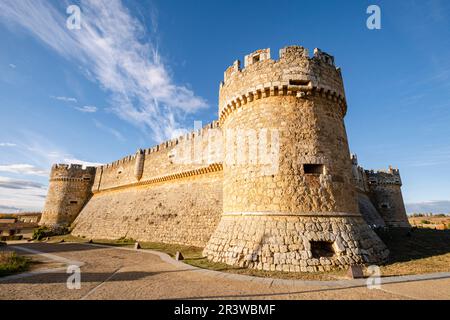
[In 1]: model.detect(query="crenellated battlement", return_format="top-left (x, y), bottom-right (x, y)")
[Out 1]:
top-left (218, 45), bottom-right (346, 124)
top-left (98, 120), bottom-right (221, 173)
top-left (365, 166), bottom-right (402, 186)
top-left (50, 163), bottom-right (96, 180)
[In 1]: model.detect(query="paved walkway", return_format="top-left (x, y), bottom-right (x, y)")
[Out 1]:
top-left (1, 243), bottom-right (449, 300)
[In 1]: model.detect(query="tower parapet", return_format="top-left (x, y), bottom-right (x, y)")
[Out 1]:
top-left (218, 45), bottom-right (347, 125)
top-left (40, 164), bottom-right (96, 228)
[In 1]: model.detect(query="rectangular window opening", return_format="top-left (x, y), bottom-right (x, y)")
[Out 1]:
top-left (303, 164), bottom-right (324, 175)
top-left (289, 79), bottom-right (310, 86)
top-left (252, 55), bottom-right (260, 63)
top-left (311, 241), bottom-right (335, 258)
top-left (69, 200), bottom-right (78, 205)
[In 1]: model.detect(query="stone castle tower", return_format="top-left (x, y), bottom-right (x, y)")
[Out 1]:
top-left (40, 45), bottom-right (409, 272)
top-left (40, 164), bottom-right (96, 227)
top-left (203, 46), bottom-right (389, 271)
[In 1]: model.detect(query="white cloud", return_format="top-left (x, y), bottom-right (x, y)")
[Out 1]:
top-left (0, 164), bottom-right (48, 176)
top-left (9, 63), bottom-right (16, 69)
top-left (0, 142), bottom-right (17, 147)
top-left (406, 200), bottom-right (450, 214)
top-left (75, 105), bottom-right (97, 113)
top-left (50, 95), bottom-right (78, 103)
top-left (0, 0), bottom-right (208, 143)
top-left (62, 158), bottom-right (103, 168)
top-left (0, 178), bottom-right (47, 213)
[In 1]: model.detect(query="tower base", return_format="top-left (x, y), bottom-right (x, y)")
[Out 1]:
top-left (203, 214), bottom-right (389, 272)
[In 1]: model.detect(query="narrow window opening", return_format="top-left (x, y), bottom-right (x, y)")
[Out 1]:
top-left (252, 55), bottom-right (260, 63)
top-left (69, 200), bottom-right (78, 205)
top-left (310, 241), bottom-right (335, 258)
top-left (303, 164), bottom-right (324, 175)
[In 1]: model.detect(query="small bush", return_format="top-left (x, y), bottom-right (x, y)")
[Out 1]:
top-left (33, 226), bottom-right (50, 240)
top-left (32, 226), bottom-right (69, 240)
top-left (116, 237), bottom-right (135, 244)
top-left (420, 220), bottom-right (431, 225)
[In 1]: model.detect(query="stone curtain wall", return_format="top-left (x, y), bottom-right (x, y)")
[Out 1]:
top-left (357, 192), bottom-right (386, 228)
top-left (71, 122), bottom-right (224, 246)
top-left (72, 171), bottom-right (222, 246)
top-left (92, 121), bottom-right (222, 193)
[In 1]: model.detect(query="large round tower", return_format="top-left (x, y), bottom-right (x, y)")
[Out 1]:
top-left (40, 164), bottom-right (96, 228)
top-left (203, 46), bottom-right (389, 272)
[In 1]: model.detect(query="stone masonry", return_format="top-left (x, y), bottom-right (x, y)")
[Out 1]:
top-left (40, 45), bottom-right (410, 272)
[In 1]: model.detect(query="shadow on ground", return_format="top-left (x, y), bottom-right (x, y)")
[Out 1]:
top-left (377, 228), bottom-right (450, 263)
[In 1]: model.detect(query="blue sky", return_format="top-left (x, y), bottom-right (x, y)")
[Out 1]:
top-left (0, 0), bottom-right (449, 213)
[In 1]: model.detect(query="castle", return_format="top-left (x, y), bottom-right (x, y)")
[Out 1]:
top-left (40, 45), bottom-right (410, 272)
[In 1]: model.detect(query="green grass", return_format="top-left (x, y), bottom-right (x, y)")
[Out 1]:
top-left (0, 251), bottom-right (30, 277)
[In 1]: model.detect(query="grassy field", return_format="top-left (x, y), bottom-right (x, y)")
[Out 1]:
top-left (408, 216), bottom-right (450, 230)
top-left (45, 227), bottom-right (450, 281)
top-left (0, 251), bottom-right (30, 277)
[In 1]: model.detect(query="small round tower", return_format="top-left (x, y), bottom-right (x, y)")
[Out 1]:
top-left (366, 167), bottom-right (410, 228)
top-left (203, 45), bottom-right (389, 272)
top-left (40, 164), bottom-right (96, 228)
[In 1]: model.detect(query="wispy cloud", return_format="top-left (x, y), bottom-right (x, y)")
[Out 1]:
top-left (75, 105), bottom-right (97, 113)
top-left (94, 119), bottom-right (125, 142)
top-left (0, 176), bottom-right (45, 190)
top-left (0, 142), bottom-right (17, 147)
top-left (406, 200), bottom-right (450, 214)
top-left (0, 0), bottom-right (208, 143)
top-left (0, 178), bottom-right (47, 213)
top-left (0, 205), bottom-right (22, 213)
top-left (0, 164), bottom-right (48, 177)
top-left (50, 95), bottom-right (78, 103)
top-left (8, 63), bottom-right (16, 69)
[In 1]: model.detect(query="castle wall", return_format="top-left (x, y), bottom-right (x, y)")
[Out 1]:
top-left (357, 192), bottom-right (386, 228)
top-left (91, 121), bottom-right (221, 193)
top-left (71, 122), bottom-right (224, 246)
top-left (72, 171), bottom-right (222, 246)
top-left (41, 44), bottom-right (410, 273)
